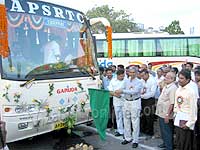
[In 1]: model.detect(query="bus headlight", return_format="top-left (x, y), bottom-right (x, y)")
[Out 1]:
top-left (18, 122), bottom-right (28, 130)
top-left (15, 105), bottom-right (24, 113)
top-left (27, 104), bottom-right (36, 112)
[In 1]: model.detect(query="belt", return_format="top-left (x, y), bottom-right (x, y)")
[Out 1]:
top-left (125, 97), bottom-right (141, 101)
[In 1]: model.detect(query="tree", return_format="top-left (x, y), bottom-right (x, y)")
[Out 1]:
top-left (164, 20), bottom-right (184, 34)
top-left (86, 5), bottom-right (142, 33)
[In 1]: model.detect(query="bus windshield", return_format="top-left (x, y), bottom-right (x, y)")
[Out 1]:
top-left (1, 1), bottom-right (97, 80)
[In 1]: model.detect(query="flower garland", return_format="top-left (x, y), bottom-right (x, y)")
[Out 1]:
top-left (0, 5), bottom-right (9, 58)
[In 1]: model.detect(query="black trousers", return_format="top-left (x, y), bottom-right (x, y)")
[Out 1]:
top-left (194, 99), bottom-right (200, 150)
top-left (175, 126), bottom-right (194, 150)
top-left (107, 97), bottom-right (117, 129)
top-left (140, 98), bottom-right (155, 136)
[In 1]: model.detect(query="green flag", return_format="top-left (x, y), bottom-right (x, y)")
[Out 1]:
top-left (88, 88), bottom-right (110, 140)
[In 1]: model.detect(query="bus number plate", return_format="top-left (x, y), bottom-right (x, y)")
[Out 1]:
top-left (54, 121), bottom-right (65, 130)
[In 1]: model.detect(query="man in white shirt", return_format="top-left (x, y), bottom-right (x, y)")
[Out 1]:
top-left (115, 66), bottom-right (143, 148)
top-left (43, 35), bottom-right (61, 64)
top-left (174, 69), bottom-right (198, 150)
top-left (108, 69), bottom-right (125, 136)
top-left (140, 69), bottom-right (157, 136)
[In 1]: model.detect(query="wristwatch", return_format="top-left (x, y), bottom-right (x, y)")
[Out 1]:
top-left (166, 113), bottom-right (169, 116)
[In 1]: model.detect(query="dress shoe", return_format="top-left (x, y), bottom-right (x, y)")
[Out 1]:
top-left (158, 143), bottom-right (166, 148)
top-left (132, 143), bottom-right (138, 148)
top-left (115, 132), bottom-right (123, 137)
top-left (121, 140), bottom-right (131, 145)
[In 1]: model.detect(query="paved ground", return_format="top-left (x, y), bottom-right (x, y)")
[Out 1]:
top-left (77, 123), bottom-right (163, 150)
top-left (8, 119), bottom-right (164, 150)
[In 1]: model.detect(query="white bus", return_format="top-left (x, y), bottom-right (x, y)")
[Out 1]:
top-left (95, 33), bottom-right (200, 70)
top-left (0, 0), bottom-right (111, 142)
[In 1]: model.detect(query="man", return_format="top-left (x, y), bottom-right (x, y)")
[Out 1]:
top-left (140, 69), bottom-right (157, 136)
top-left (43, 34), bottom-right (61, 64)
top-left (185, 62), bottom-right (195, 81)
top-left (194, 69), bottom-right (200, 150)
top-left (174, 69), bottom-right (198, 150)
top-left (108, 69), bottom-right (125, 136)
top-left (102, 68), bottom-right (116, 129)
top-left (156, 72), bottom-right (177, 150)
top-left (148, 63), bottom-right (156, 77)
top-left (0, 121), bottom-right (9, 150)
top-left (115, 66), bottom-right (143, 148)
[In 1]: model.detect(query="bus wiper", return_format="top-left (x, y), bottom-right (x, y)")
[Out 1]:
top-left (80, 67), bottom-right (96, 80)
top-left (20, 78), bottom-right (35, 87)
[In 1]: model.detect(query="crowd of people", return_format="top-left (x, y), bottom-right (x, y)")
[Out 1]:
top-left (100, 62), bottom-right (200, 149)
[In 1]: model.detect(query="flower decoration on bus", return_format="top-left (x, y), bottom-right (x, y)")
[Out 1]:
top-left (63, 114), bottom-right (76, 134)
top-left (0, 5), bottom-right (9, 58)
top-left (13, 92), bottom-right (22, 103)
top-left (32, 99), bottom-right (42, 108)
top-left (27, 62), bottom-right (70, 76)
top-left (58, 107), bottom-right (65, 113)
top-left (9, 66), bottom-right (16, 72)
top-left (32, 99), bottom-right (49, 110)
top-left (2, 84), bottom-right (11, 102)
top-left (74, 104), bottom-right (78, 112)
top-left (48, 83), bottom-right (54, 96)
top-left (80, 99), bottom-right (86, 112)
top-left (58, 104), bottom-right (74, 114)
top-left (54, 63), bottom-right (63, 70)
top-left (44, 105), bottom-right (52, 117)
top-left (76, 80), bottom-right (84, 91)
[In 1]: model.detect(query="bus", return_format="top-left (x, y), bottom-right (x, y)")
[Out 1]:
top-left (95, 33), bottom-right (200, 70)
top-left (0, 0), bottom-right (111, 142)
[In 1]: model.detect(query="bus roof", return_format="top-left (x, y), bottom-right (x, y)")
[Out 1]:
top-left (94, 32), bottom-right (200, 40)
top-left (0, 0), bottom-right (84, 15)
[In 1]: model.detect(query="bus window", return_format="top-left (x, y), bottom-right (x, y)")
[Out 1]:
top-left (188, 38), bottom-right (200, 57)
top-left (96, 40), bottom-right (107, 57)
top-left (112, 40), bottom-right (125, 57)
top-left (127, 39), bottom-right (139, 56)
top-left (142, 39), bottom-right (156, 56)
top-left (159, 38), bottom-right (187, 56)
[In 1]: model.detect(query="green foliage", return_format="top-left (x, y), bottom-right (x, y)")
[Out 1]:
top-left (164, 20), bottom-right (184, 34)
top-left (63, 114), bottom-right (76, 134)
top-left (86, 5), bottom-right (142, 33)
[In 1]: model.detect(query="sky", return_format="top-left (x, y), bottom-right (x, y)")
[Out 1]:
top-left (49, 0), bottom-right (200, 34)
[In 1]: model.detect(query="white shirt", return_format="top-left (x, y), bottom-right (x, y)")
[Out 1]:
top-left (189, 80), bottom-right (199, 98)
top-left (174, 83), bottom-right (198, 130)
top-left (108, 78), bottom-right (125, 106)
top-left (141, 76), bottom-right (157, 99)
top-left (44, 40), bottom-right (61, 64)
